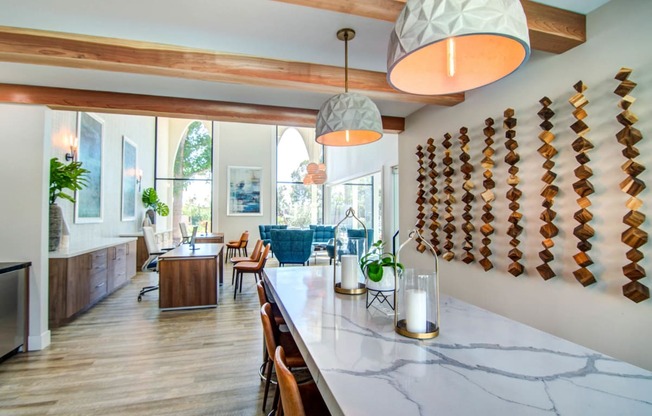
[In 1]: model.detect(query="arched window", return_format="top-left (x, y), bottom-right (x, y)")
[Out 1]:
top-left (276, 127), bottom-right (322, 227)
top-left (155, 119), bottom-right (213, 242)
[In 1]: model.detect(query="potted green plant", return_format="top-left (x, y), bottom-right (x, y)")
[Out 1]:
top-left (359, 240), bottom-right (404, 290)
top-left (49, 157), bottom-right (89, 251)
top-left (141, 187), bottom-right (169, 228)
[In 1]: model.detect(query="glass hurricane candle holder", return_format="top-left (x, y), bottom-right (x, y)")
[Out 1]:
top-left (333, 207), bottom-right (368, 295)
top-left (394, 230), bottom-right (440, 339)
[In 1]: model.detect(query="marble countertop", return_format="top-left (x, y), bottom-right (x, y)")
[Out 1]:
top-left (264, 266), bottom-right (652, 416)
top-left (49, 237), bottom-right (137, 259)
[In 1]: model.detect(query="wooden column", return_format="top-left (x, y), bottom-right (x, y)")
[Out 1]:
top-left (442, 133), bottom-right (456, 261)
top-left (479, 118), bottom-right (496, 272)
top-left (415, 145), bottom-right (427, 253)
top-left (426, 138), bottom-right (441, 255)
top-left (459, 127), bottom-right (475, 264)
top-left (504, 109), bottom-right (524, 277)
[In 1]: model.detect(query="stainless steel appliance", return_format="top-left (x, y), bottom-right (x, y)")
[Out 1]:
top-left (0, 262), bottom-right (29, 361)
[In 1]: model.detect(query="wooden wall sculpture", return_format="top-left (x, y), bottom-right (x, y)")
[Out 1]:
top-left (536, 97), bottom-right (559, 280)
top-left (614, 68), bottom-right (649, 303)
top-left (426, 138), bottom-right (441, 255)
top-left (569, 81), bottom-right (596, 286)
top-left (459, 127), bottom-right (475, 264)
top-left (415, 145), bottom-right (427, 253)
top-left (442, 133), bottom-right (456, 261)
top-left (504, 109), bottom-right (524, 277)
top-left (479, 118), bottom-right (496, 271)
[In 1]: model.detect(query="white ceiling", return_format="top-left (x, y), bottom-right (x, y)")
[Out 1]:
top-left (0, 0), bottom-right (611, 118)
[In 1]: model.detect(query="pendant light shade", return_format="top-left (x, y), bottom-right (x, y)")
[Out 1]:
top-left (316, 28), bottom-right (383, 146)
top-left (315, 92), bottom-right (383, 146)
top-left (387, 0), bottom-right (530, 95)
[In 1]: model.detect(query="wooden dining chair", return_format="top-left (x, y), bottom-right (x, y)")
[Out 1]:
top-left (225, 230), bottom-right (249, 261)
top-left (260, 303), bottom-right (306, 413)
top-left (275, 346), bottom-right (330, 416)
top-left (231, 239), bottom-right (264, 284)
top-left (233, 243), bottom-right (270, 299)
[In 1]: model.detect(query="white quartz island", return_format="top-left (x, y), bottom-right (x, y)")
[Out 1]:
top-left (263, 266), bottom-right (652, 416)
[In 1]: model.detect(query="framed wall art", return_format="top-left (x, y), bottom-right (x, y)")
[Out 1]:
top-left (75, 112), bottom-right (104, 223)
top-left (227, 166), bottom-right (262, 216)
top-left (121, 136), bottom-right (138, 221)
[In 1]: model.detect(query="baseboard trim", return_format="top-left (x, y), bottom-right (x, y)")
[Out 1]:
top-left (28, 330), bottom-right (51, 351)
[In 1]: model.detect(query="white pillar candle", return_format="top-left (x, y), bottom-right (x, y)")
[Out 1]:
top-left (341, 255), bottom-right (359, 290)
top-left (406, 289), bottom-right (427, 333)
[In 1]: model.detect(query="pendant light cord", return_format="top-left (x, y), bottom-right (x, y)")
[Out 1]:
top-left (344, 31), bottom-right (349, 93)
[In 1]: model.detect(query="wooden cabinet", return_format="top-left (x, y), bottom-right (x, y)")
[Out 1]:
top-left (49, 241), bottom-right (137, 328)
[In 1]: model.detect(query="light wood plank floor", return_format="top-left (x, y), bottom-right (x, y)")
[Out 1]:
top-left (0, 268), bottom-right (268, 416)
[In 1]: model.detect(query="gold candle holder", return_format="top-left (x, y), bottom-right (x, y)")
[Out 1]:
top-left (394, 229), bottom-right (440, 339)
top-left (333, 207), bottom-right (368, 295)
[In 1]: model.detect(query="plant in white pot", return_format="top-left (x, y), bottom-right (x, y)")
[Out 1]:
top-left (141, 187), bottom-right (169, 229)
top-left (359, 240), bottom-right (404, 291)
top-left (49, 157), bottom-right (89, 251)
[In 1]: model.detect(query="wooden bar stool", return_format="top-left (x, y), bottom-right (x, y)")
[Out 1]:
top-left (260, 303), bottom-right (306, 414)
top-left (275, 346), bottom-right (330, 416)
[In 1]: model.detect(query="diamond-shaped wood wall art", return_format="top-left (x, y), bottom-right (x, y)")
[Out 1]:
top-left (504, 109), bottom-right (524, 277)
top-left (537, 103), bottom-right (559, 280)
top-left (615, 68), bottom-right (649, 303)
top-left (479, 118), bottom-right (496, 272)
top-left (569, 81), bottom-right (596, 287)
top-left (426, 138), bottom-right (441, 255)
top-left (442, 133), bottom-right (456, 261)
top-left (458, 127), bottom-right (475, 264)
top-left (415, 145), bottom-right (427, 253)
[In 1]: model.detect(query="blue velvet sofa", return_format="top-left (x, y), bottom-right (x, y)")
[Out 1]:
top-left (271, 229), bottom-right (315, 266)
top-left (309, 225), bottom-right (336, 245)
top-left (259, 225), bottom-right (288, 253)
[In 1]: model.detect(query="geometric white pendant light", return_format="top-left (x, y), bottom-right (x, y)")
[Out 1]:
top-left (316, 28), bottom-right (383, 146)
top-left (387, 0), bottom-right (531, 95)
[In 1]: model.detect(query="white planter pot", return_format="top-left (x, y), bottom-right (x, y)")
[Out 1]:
top-left (366, 266), bottom-right (396, 291)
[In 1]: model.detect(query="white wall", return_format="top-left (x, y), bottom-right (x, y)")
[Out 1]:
top-left (326, 133), bottom-right (399, 244)
top-left (0, 104), bottom-right (50, 350)
top-left (399, 0), bottom-right (652, 370)
top-left (215, 121), bottom-right (276, 244)
top-left (50, 111), bottom-right (156, 242)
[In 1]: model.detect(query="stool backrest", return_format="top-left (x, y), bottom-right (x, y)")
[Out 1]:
top-left (275, 346), bottom-right (307, 416)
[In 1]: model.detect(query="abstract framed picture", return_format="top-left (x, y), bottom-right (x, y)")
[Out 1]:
top-left (227, 166), bottom-right (262, 216)
top-left (121, 136), bottom-right (138, 221)
top-left (75, 112), bottom-right (104, 223)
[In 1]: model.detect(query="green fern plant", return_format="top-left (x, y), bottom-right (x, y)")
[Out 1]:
top-left (49, 158), bottom-right (89, 205)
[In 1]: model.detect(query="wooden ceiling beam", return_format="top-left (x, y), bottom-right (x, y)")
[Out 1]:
top-left (0, 26), bottom-right (463, 107)
top-left (274, 0), bottom-right (586, 54)
top-left (0, 83), bottom-right (405, 133)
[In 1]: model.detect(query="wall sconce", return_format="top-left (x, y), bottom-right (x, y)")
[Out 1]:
top-left (65, 135), bottom-right (78, 162)
top-left (136, 169), bottom-right (143, 192)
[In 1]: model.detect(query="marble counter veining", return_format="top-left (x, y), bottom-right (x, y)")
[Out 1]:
top-left (264, 266), bottom-right (652, 416)
top-left (49, 237), bottom-right (137, 259)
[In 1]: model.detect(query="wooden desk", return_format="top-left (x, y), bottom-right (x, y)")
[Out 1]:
top-left (195, 233), bottom-right (224, 244)
top-left (264, 266), bottom-right (652, 416)
top-left (158, 243), bottom-right (224, 310)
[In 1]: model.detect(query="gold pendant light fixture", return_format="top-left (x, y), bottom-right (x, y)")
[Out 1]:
top-left (387, 0), bottom-right (531, 95)
top-left (316, 28), bottom-right (383, 146)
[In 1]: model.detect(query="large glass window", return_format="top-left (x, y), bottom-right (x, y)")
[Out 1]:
top-left (276, 127), bottom-right (322, 227)
top-left (155, 118), bottom-right (213, 243)
top-left (329, 172), bottom-right (382, 241)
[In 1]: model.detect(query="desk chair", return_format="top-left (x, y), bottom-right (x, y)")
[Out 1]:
top-left (225, 231), bottom-right (249, 261)
top-left (275, 346), bottom-right (329, 416)
top-left (231, 239), bottom-right (264, 284)
top-left (137, 226), bottom-right (171, 302)
top-left (233, 243), bottom-right (270, 299)
top-left (179, 222), bottom-right (191, 245)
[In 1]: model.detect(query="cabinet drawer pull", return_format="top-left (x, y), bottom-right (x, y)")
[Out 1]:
top-left (95, 282), bottom-right (105, 289)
